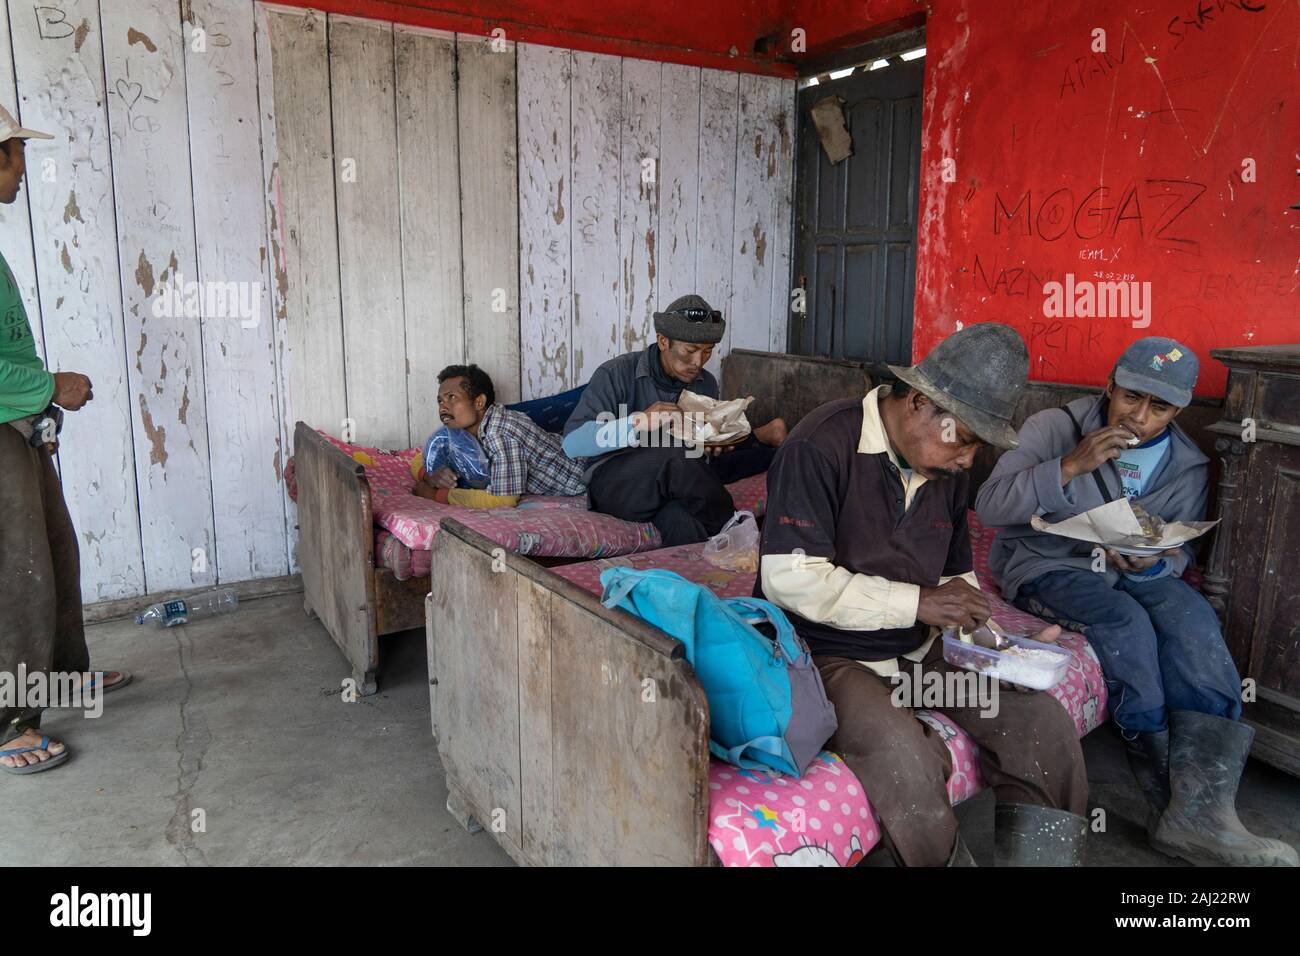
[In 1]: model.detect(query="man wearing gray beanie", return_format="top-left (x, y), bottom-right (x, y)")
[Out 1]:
top-left (562, 294), bottom-right (786, 546)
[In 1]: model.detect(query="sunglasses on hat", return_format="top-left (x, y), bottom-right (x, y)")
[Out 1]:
top-left (665, 307), bottom-right (723, 324)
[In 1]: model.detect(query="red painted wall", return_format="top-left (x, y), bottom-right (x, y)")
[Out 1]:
top-left (904, 0), bottom-right (1299, 397)
top-left (270, 0), bottom-right (796, 75)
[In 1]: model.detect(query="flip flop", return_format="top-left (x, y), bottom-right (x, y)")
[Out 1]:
top-left (78, 670), bottom-right (134, 695)
top-left (0, 735), bottom-right (70, 775)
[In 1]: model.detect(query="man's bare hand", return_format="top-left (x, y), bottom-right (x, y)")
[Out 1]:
top-left (52, 372), bottom-right (93, 411)
top-left (1030, 624), bottom-right (1062, 644)
top-left (428, 466), bottom-right (457, 489)
top-left (917, 578), bottom-right (991, 632)
top-left (1060, 425), bottom-right (1135, 484)
top-left (633, 401), bottom-right (683, 434)
top-left (1105, 548), bottom-right (1174, 573)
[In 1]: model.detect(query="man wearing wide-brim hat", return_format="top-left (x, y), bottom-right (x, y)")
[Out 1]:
top-left (977, 337), bottom-right (1297, 867)
top-left (0, 104), bottom-right (131, 775)
top-left (755, 322), bottom-right (1090, 866)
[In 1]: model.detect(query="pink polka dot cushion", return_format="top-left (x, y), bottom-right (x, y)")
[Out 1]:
top-left (709, 753), bottom-right (880, 867)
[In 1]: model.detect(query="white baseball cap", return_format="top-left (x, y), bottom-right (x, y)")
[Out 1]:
top-left (0, 103), bottom-right (53, 142)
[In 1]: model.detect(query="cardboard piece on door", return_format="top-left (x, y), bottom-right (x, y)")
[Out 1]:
top-left (810, 95), bottom-right (853, 165)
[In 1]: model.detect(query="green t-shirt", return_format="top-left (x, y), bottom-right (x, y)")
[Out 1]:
top-left (0, 250), bottom-right (54, 424)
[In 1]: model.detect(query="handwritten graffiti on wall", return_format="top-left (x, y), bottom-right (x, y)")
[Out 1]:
top-left (1026, 319), bottom-right (1106, 380)
top-left (991, 180), bottom-right (1207, 254)
top-left (1058, 36), bottom-right (1127, 99)
top-left (1168, 0), bottom-right (1267, 49)
top-left (969, 254), bottom-right (1057, 297)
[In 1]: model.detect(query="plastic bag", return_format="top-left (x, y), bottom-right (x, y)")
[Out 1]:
top-left (675, 391), bottom-right (754, 444)
top-left (703, 510), bottom-right (760, 572)
top-left (423, 427), bottom-right (490, 488)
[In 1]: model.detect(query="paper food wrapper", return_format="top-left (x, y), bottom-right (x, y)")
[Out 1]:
top-left (1030, 498), bottom-right (1217, 552)
top-left (675, 391), bottom-right (754, 444)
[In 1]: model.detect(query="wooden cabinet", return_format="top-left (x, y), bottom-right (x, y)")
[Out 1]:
top-left (1203, 345), bottom-right (1300, 777)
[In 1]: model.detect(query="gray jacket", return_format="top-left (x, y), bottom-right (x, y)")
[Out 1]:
top-left (563, 345), bottom-right (718, 481)
top-left (974, 394), bottom-right (1209, 600)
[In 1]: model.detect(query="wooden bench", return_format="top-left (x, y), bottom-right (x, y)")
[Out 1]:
top-left (294, 422), bottom-right (429, 696)
top-left (426, 518), bottom-right (717, 865)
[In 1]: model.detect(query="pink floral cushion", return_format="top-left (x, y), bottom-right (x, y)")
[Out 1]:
top-left (289, 431), bottom-right (768, 562)
top-left (551, 540), bottom-right (754, 597)
top-left (553, 510), bottom-right (1108, 866)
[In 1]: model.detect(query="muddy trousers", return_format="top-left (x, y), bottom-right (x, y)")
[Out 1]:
top-left (816, 640), bottom-right (1089, 867)
top-left (0, 425), bottom-right (87, 745)
top-left (1015, 570), bottom-right (1242, 736)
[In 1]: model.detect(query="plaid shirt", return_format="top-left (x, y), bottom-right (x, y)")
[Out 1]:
top-left (480, 404), bottom-right (587, 497)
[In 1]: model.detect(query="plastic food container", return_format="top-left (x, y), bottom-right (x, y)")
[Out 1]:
top-left (941, 629), bottom-right (1071, 690)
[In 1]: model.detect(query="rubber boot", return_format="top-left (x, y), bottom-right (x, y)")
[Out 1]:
top-left (994, 803), bottom-right (1088, 866)
top-left (947, 832), bottom-right (977, 867)
top-left (1124, 729), bottom-right (1171, 840)
top-left (858, 830), bottom-right (975, 866)
top-left (1153, 710), bottom-right (1299, 867)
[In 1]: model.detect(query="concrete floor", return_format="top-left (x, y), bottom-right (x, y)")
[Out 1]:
top-left (3, 591), bottom-right (1296, 866)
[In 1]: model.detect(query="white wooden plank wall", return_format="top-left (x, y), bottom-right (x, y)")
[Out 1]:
top-left (618, 57), bottom-right (660, 358)
top-left (457, 36), bottom-right (520, 404)
top-left (10, 0), bottom-right (146, 601)
top-left (185, 0), bottom-right (288, 582)
top-left (101, 0), bottom-right (216, 593)
top-left (3, 1), bottom-right (795, 601)
top-left (694, 70), bottom-right (740, 382)
top-left (396, 25), bottom-right (462, 444)
top-left (253, 0), bottom-right (296, 571)
top-left (262, 5), bottom-right (346, 443)
top-left (730, 73), bottom-right (792, 355)
top-left (517, 43), bottom-right (571, 397)
top-left (331, 15), bottom-right (407, 448)
top-left (569, 52), bottom-right (623, 387)
top-left (655, 63), bottom-right (701, 325)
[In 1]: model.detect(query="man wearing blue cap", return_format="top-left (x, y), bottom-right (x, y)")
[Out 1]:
top-left (976, 337), bottom-right (1297, 867)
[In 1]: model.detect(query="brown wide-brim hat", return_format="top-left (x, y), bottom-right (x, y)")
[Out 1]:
top-left (888, 322), bottom-right (1029, 450)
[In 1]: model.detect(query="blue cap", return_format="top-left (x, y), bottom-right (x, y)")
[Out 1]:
top-left (1112, 337), bottom-right (1199, 407)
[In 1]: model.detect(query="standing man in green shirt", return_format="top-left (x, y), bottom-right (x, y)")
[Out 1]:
top-left (0, 104), bottom-right (130, 774)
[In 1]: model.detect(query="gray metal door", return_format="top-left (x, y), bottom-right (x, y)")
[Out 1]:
top-left (791, 58), bottom-right (924, 365)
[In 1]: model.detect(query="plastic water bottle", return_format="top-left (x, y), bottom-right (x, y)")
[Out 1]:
top-left (135, 588), bottom-right (238, 627)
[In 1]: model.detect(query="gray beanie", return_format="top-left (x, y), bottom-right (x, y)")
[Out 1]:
top-left (653, 294), bottom-right (726, 344)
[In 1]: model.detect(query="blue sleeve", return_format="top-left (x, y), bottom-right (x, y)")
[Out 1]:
top-left (562, 416), bottom-right (638, 459)
top-left (564, 364), bottom-right (622, 436)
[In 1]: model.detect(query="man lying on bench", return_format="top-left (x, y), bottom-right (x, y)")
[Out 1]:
top-left (561, 293), bottom-right (787, 546)
top-left (756, 322), bottom-right (1089, 867)
top-left (412, 364), bottom-right (587, 508)
top-left (976, 337), bottom-right (1297, 867)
